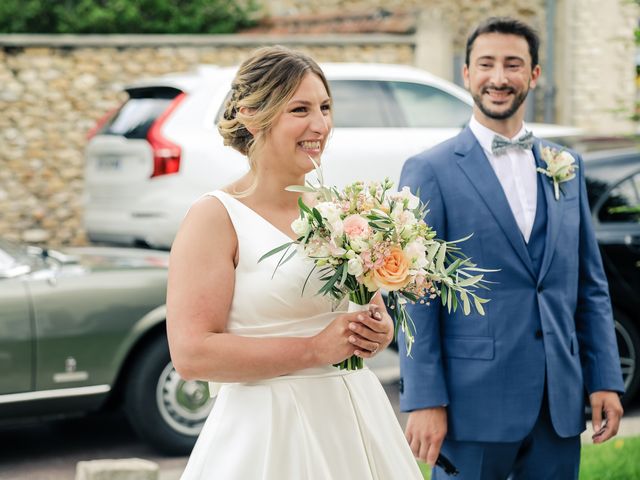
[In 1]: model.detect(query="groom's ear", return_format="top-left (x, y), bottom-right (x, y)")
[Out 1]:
top-left (529, 64), bottom-right (541, 90)
top-left (462, 64), bottom-right (470, 89)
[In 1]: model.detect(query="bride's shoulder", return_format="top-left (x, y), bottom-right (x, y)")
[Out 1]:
top-left (181, 193), bottom-right (235, 239)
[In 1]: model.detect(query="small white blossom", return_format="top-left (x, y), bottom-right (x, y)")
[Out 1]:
top-left (347, 257), bottom-right (364, 277)
top-left (291, 217), bottom-right (311, 237)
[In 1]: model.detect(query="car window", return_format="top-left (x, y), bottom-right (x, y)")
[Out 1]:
top-left (598, 172), bottom-right (640, 223)
top-left (100, 87), bottom-right (181, 139)
top-left (328, 80), bottom-right (395, 128)
top-left (386, 81), bottom-right (471, 128)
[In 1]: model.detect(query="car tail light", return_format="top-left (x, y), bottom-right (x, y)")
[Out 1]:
top-left (86, 106), bottom-right (119, 140)
top-left (148, 93), bottom-right (186, 178)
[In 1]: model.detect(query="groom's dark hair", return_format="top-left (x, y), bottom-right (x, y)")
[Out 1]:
top-left (465, 17), bottom-right (540, 69)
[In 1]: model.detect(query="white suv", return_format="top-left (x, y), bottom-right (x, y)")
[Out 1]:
top-left (84, 63), bottom-right (579, 249)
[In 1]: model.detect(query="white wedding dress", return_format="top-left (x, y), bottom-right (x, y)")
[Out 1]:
top-left (180, 190), bottom-right (423, 480)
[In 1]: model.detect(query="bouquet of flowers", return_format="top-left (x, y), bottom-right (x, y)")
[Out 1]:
top-left (261, 170), bottom-right (491, 370)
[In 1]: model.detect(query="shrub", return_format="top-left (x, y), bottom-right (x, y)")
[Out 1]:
top-left (0, 0), bottom-right (260, 34)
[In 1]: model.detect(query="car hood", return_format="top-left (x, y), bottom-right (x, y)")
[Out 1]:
top-left (59, 246), bottom-right (169, 271)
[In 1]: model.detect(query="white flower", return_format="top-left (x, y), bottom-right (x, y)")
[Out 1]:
top-left (304, 236), bottom-right (330, 258)
top-left (349, 237), bottom-right (370, 253)
top-left (291, 217), bottom-right (311, 237)
top-left (391, 186), bottom-right (420, 209)
top-left (315, 201), bottom-right (344, 236)
top-left (404, 239), bottom-right (427, 268)
top-left (392, 208), bottom-right (418, 229)
top-left (347, 257), bottom-right (364, 277)
top-left (315, 202), bottom-right (342, 224)
top-left (327, 238), bottom-right (347, 257)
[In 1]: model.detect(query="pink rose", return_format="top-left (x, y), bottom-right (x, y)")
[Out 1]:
top-left (343, 214), bottom-right (370, 239)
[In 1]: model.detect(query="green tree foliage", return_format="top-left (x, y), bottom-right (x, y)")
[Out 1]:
top-left (0, 0), bottom-right (260, 34)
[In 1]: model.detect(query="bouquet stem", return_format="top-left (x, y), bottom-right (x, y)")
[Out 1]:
top-left (334, 288), bottom-right (375, 370)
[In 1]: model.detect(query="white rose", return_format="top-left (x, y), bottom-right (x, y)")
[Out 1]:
top-left (315, 202), bottom-right (342, 224)
top-left (291, 217), bottom-right (311, 237)
top-left (347, 257), bottom-right (364, 277)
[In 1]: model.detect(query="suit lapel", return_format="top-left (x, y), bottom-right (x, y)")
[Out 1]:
top-left (535, 141), bottom-right (565, 282)
top-left (454, 127), bottom-right (536, 279)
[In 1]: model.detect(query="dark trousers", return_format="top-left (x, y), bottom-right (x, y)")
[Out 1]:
top-left (432, 393), bottom-right (581, 480)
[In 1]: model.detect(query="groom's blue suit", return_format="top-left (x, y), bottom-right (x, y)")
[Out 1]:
top-left (398, 126), bottom-right (624, 446)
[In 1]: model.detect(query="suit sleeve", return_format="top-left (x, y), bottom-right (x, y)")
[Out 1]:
top-left (574, 154), bottom-right (625, 394)
top-left (398, 155), bottom-right (450, 411)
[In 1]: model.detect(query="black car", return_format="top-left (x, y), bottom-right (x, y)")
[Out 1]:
top-left (562, 137), bottom-right (640, 404)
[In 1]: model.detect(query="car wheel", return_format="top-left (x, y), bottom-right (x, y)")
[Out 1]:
top-left (124, 334), bottom-right (215, 454)
top-left (614, 309), bottom-right (640, 404)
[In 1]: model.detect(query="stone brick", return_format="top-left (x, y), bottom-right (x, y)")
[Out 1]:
top-left (74, 458), bottom-right (159, 480)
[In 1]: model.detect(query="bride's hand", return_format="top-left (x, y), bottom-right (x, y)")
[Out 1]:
top-left (309, 309), bottom-right (377, 365)
top-left (349, 292), bottom-right (394, 358)
top-left (310, 292), bottom-right (394, 365)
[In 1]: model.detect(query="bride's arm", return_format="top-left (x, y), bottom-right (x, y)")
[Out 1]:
top-left (166, 196), bottom-right (367, 383)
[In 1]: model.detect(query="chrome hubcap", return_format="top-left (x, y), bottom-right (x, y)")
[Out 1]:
top-left (156, 362), bottom-right (215, 436)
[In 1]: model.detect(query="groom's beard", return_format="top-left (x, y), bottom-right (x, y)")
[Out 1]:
top-left (473, 85), bottom-right (529, 120)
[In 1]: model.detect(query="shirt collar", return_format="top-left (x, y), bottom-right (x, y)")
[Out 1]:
top-left (468, 115), bottom-right (529, 155)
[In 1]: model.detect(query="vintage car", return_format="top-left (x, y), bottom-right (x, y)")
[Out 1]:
top-left (0, 241), bottom-right (213, 454)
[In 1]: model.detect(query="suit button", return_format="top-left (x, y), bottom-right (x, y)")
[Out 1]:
top-left (398, 378), bottom-right (404, 394)
top-left (535, 329), bottom-right (543, 339)
top-left (537, 285), bottom-right (544, 293)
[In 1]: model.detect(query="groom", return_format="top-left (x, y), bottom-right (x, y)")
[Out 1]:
top-left (398, 17), bottom-right (624, 479)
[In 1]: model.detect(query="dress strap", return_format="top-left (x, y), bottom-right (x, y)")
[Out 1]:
top-left (202, 190), bottom-right (251, 239)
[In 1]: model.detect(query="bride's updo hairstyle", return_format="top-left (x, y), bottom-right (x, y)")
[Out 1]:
top-left (218, 45), bottom-right (331, 170)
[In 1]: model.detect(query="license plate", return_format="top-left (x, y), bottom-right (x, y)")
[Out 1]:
top-left (96, 156), bottom-right (122, 171)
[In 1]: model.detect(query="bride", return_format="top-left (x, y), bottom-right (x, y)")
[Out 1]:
top-left (166, 45), bottom-right (423, 479)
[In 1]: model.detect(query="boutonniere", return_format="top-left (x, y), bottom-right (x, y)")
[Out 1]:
top-left (536, 146), bottom-right (578, 200)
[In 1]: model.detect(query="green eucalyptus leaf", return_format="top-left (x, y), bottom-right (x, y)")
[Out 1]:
top-left (258, 241), bottom-right (294, 263)
top-left (286, 185), bottom-right (317, 193)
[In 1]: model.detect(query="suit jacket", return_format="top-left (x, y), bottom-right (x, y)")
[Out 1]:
top-left (398, 126), bottom-right (624, 442)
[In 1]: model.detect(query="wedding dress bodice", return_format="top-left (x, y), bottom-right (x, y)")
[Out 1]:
top-left (206, 190), bottom-right (344, 338)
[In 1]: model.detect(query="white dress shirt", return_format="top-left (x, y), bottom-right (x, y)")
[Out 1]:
top-left (468, 116), bottom-right (537, 243)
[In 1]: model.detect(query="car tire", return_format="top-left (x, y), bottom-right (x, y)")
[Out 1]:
top-left (614, 308), bottom-right (640, 405)
top-left (124, 334), bottom-right (215, 455)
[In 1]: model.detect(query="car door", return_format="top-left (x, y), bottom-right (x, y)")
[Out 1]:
top-left (0, 250), bottom-right (33, 395)
top-left (323, 79), bottom-right (470, 189)
top-left (595, 169), bottom-right (640, 306)
top-left (592, 166), bottom-right (640, 400)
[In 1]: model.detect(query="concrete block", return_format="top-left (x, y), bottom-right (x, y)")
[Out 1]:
top-left (75, 458), bottom-right (159, 480)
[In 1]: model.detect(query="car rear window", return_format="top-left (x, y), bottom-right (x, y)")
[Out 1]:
top-left (387, 82), bottom-right (471, 128)
top-left (99, 86), bottom-right (182, 139)
top-left (329, 80), bottom-right (396, 128)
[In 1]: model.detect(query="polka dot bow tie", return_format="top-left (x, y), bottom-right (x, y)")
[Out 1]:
top-left (491, 131), bottom-right (534, 155)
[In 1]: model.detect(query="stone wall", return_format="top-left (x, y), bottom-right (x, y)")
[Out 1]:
top-left (555, 0), bottom-right (638, 132)
top-left (0, 35), bottom-right (412, 246)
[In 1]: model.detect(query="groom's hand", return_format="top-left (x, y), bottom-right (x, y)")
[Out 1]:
top-left (590, 390), bottom-right (623, 444)
top-left (405, 407), bottom-right (447, 467)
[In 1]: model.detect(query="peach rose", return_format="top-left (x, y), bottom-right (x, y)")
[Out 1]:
top-left (372, 246), bottom-right (410, 291)
top-left (343, 214), bottom-right (370, 239)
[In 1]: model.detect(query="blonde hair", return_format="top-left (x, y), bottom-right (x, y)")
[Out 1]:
top-left (217, 45), bottom-right (331, 195)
